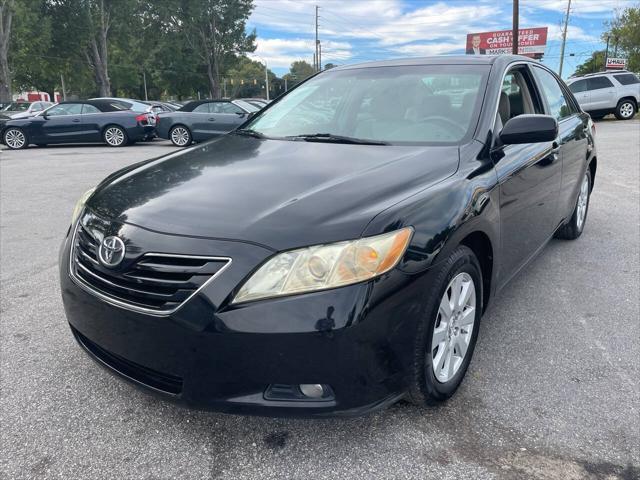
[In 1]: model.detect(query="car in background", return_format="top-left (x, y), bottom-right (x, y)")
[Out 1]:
top-left (567, 70), bottom-right (639, 120)
top-left (0, 101), bottom-right (54, 119)
top-left (0, 101), bottom-right (13, 111)
top-left (156, 99), bottom-right (259, 146)
top-left (1, 100), bottom-right (156, 149)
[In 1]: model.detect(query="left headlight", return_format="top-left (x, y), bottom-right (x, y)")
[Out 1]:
top-left (232, 227), bottom-right (413, 304)
top-left (70, 187), bottom-right (96, 225)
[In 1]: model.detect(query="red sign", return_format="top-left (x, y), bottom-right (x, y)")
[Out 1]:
top-left (606, 57), bottom-right (627, 70)
top-left (466, 27), bottom-right (548, 57)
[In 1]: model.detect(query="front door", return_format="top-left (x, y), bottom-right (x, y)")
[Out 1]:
top-left (491, 66), bottom-right (562, 287)
top-left (39, 103), bottom-right (85, 143)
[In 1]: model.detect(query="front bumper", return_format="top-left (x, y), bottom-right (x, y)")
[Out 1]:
top-left (59, 219), bottom-right (427, 417)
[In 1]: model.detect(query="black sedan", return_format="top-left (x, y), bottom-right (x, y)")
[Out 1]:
top-left (1, 100), bottom-right (156, 149)
top-left (60, 55), bottom-right (596, 416)
top-left (155, 99), bottom-right (259, 146)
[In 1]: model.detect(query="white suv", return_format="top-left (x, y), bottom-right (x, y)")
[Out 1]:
top-left (567, 71), bottom-right (639, 120)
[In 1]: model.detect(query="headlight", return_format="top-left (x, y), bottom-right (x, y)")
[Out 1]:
top-left (232, 227), bottom-right (413, 304)
top-left (70, 187), bottom-right (96, 225)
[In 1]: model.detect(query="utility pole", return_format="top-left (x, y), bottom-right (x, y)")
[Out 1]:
top-left (284, 77), bottom-right (288, 92)
top-left (512, 0), bottom-right (519, 55)
top-left (60, 74), bottom-right (67, 101)
top-left (318, 41), bottom-right (322, 70)
top-left (613, 37), bottom-right (619, 57)
top-left (142, 70), bottom-right (148, 101)
top-left (604, 35), bottom-right (610, 71)
top-left (315, 5), bottom-right (319, 71)
top-left (558, 0), bottom-right (572, 78)
top-left (223, 77), bottom-right (227, 98)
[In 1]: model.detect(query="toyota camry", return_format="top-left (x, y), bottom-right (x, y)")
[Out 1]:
top-left (60, 55), bottom-right (596, 417)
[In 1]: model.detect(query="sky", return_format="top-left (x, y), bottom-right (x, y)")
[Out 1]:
top-left (246, 0), bottom-right (637, 79)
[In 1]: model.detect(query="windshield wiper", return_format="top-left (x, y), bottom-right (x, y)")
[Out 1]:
top-left (286, 133), bottom-right (388, 145)
top-left (233, 128), bottom-right (266, 139)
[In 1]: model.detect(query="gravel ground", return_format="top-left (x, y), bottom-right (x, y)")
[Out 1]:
top-left (1, 123), bottom-right (639, 480)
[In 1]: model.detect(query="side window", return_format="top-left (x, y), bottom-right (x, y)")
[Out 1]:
top-left (497, 69), bottom-right (540, 127)
top-left (220, 102), bottom-right (244, 114)
top-left (532, 66), bottom-right (574, 120)
top-left (587, 77), bottom-right (614, 90)
top-left (31, 103), bottom-right (43, 112)
top-left (193, 103), bottom-right (211, 113)
top-left (613, 73), bottom-right (640, 85)
top-left (82, 104), bottom-right (101, 114)
top-left (569, 80), bottom-right (587, 93)
top-left (46, 104), bottom-right (82, 116)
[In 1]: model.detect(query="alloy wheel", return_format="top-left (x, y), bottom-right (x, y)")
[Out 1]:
top-left (431, 272), bottom-right (476, 383)
top-left (620, 102), bottom-right (635, 119)
top-left (171, 127), bottom-right (190, 146)
top-left (576, 173), bottom-right (589, 231)
top-left (5, 129), bottom-right (26, 149)
top-left (105, 127), bottom-right (125, 146)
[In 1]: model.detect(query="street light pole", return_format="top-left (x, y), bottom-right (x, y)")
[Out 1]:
top-left (250, 54), bottom-right (270, 101)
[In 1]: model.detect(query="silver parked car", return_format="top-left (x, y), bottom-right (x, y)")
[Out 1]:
top-left (566, 71), bottom-right (639, 120)
top-left (0, 101), bottom-right (54, 119)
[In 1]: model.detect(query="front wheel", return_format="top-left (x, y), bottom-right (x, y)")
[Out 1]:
top-left (614, 100), bottom-right (636, 120)
top-left (407, 246), bottom-right (482, 405)
top-left (3, 127), bottom-right (29, 149)
top-left (103, 125), bottom-right (128, 147)
top-left (169, 125), bottom-right (192, 147)
top-left (555, 169), bottom-right (591, 240)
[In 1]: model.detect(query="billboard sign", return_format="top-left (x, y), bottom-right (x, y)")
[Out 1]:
top-left (466, 27), bottom-right (548, 57)
top-left (605, 57), bottom-right (627, 70)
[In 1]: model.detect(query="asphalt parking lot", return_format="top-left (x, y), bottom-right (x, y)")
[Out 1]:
top-left (1, 122), bottom-right (639, 480)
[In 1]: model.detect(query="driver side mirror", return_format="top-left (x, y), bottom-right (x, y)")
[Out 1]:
top-left (500, 114), bottom-right (558, 144)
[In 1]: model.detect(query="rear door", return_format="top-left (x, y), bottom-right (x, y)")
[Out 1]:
top-left (586, 76), bottom-right (616, 110)
top-left (189, 103), bottom-right (216, 140)
top-left (40, 103), bottom-right (85, 143)
top-left (531, 65), bottom-right (590, 227)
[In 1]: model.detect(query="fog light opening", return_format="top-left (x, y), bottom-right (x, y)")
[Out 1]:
top-left (299, 383), bottom-right (324, 399)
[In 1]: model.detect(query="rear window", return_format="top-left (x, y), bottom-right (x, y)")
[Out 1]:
top-left (587, 77), bottom-right (614, 90)
top-left (613, 73), bottom-right (640, 85)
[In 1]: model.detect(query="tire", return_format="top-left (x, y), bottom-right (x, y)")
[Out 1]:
top-left (407, 246), bottom-right (483, 405)
top-left (169, 125), bottom-right (192, 147)
top-left (614, 99), bottom-right (636, 120)
top-left (3, 127), bottom-right (29, 149)
top-left (103, 125), bottom-right (128, 147)
top-left (555, 169), bottom-right (591, 240)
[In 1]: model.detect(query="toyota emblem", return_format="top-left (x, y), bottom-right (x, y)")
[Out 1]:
top-left (98, 236), bottom-right (126, 268)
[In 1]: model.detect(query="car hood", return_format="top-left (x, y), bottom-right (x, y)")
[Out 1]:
top-left (88, 134), bottom-right (459, 251)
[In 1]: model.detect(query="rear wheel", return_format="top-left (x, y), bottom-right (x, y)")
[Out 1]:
top-left (407, 246), bottom-right (482, 405)
top-left (3, 127), bottom-right (28, 149)
top-left (169, 125), bottom-right (192, 147)
top-left (103, 125), bottom-right (128, 147)
top-left (614, 99), bottom-right (636, 120)
top-left (555, 169), bottom-right (591, 240)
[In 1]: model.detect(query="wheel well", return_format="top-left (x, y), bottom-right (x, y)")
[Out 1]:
top-left (460, 231), bottom-right (493, 312)
top-left (618, 96), bottom-right (638, 109)
top-left (588, 156), bottom-right (597, 192)
top-left (170, 123), bottom-right (190, 133)
top-left (102, 124), bottom-right (125, 135)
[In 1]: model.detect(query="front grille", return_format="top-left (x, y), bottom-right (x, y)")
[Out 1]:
top-left (72, 326), bottom-right (183, 395)
top-left (70, 221), bottom-right (230, 315)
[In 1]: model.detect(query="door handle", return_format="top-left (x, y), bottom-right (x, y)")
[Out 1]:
top-left (72, 118), bottom-right (80, 123)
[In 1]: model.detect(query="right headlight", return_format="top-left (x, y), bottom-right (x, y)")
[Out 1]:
top-left (232, 227), bottom-right (413, 304)
top-left (70, 187), bottom-right (96, 225)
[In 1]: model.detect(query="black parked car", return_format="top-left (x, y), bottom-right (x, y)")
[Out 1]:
top-left (156, 99), bottom-right (259, 146)
top-left (60, 55), bottom-right (596, 416)
top-left (1, 100), bottom-right (156, 149)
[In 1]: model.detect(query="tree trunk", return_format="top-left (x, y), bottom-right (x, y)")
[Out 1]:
top-left (0, 1), bottom-right (13, 102)
top-left (86, 0), bottom-right (110, 96)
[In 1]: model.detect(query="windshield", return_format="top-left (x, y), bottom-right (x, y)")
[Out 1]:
top-left (233, 99), bottom-right (260, 113)
top-left (245, 64), bottom-right (489, 145)
top-left (6, 102), bottom-right (31, 112)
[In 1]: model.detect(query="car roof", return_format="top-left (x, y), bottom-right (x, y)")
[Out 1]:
top-left (56, 100), bottom-right (130, 112)
top-left (330, 54), bottom-right (527, 71)
top-left (568, 70), bottom-right (634, 80)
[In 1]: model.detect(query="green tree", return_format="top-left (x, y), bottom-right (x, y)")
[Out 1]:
top-left (573, 51), bottom-right (606, 76)
top-left (162, 0), bottom-right (256, 98)
top-left (0, 0), bottom-right (14, 101)
top-left (324, 62), bottom-right (337, 70)
top-left (225, 56), bottom-right (275, 98)
top-left (606, 6), bottom-right (640, 72)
